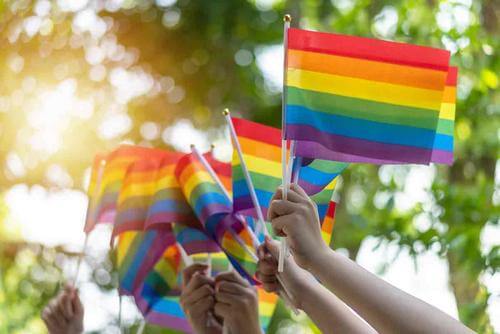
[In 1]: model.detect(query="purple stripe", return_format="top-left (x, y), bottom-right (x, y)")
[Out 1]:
top-left (133, 231), bottom-right (175, 292)
top-left (290, 125), bottom-right (433, 164)
top-left (234, 196), bottom-right (270, 218)
top-left (431, 149), bottom-right (454, 165)
top-left (200, 203), bottom-right (232, 224)
top-left (145, 212), bottom-right (195, 229)
top-left (181, 240), bottom-right (220, 255)
top-left (134, 296), bottom-right (193, 333)
top-left (298, 179), bottom-right (326, 194)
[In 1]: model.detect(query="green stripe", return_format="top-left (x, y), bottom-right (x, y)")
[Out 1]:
top-left (311, 188), bottom-right (333, 204)
top-left (233, 165), bottom-right (281, 193)
top-left (119, 234), bottom-right (143, 279)
top-left (287, 86), bottom-right (440, 131)
top-left (437, 118), bottom-right (454, 135)
top-left (145, 270), bottom-right (174, 296)
top-left (306, 159), bottom-right (349, 173)
top-left (190, 182), bottom-right (225, 204)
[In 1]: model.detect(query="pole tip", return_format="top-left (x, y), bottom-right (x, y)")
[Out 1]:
top-left (190, 144), bottom-right (195, 149)
top-left (222, 108), bottom-right (230, 116)
top-left (284, 14), bottom-right (292, 22)
top-left (210, 143), bottom-right (215, 150)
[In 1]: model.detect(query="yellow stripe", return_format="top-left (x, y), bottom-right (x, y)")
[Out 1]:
top-left (116, 231), bottom-right (137, 266)
top-left (118, 181), bottom-right (157, 204)
top-left (259, 303), bottom-right (276, 315)
top-left (287, 68), bottom-right (444, 111)
top-left (183, 171), bottom-right (216, 199)
top-left (243, 154), bottom-right (283, 179)
top-left (440, 103), bottom-right (455, 120)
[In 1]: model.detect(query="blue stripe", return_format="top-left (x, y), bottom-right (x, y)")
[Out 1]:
top-left (148, 199), bottom-right (187, 214)
top-left (141, 284), bottom-right (186, 317)
top-left (176, 227), bottom-right (210, 243)
top-left (287, 105), bottom-right (453, 151)
top-left (193, 192), bottom-right (231, 216)
top-left (299, 167), bottom-right (339, 186)
top-left (121, 231), bottom-right (156, 290)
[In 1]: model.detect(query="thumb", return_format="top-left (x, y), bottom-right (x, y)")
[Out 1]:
top-left (264, 236), bottom-right (280, 258)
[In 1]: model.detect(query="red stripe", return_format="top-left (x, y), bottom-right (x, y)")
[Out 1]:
top-left (326, 201), bottom-right (336, 218)
top-left (446, 66), bottom-right (458, 85)
top-left (288, 28), bottom-right (450, 71)
top-left (232, 117), bottom-right (282, 146)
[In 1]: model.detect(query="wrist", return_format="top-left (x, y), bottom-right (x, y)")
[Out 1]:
top-left (304, 244), bottom-right (333, 274)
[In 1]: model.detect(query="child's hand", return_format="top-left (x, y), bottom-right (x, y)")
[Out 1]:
top-left (214, 271), bottom-right (261, 334)
top-left (42, 284), bottom-right (84, 334)
top-left (257, 236), bottom-right (316, 310)
top-left (268, 184), bottom-right (330, 270)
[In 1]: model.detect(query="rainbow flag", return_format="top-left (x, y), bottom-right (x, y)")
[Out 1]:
top-left (231, 117), bottom-right (347, 220)
top-left (133, 244), bottom-right (192, 333)
top-left (285, 28), bottom-right (452, 165)
top-left (321, 201), bottom-right (337, 247)
top-left (84, 145), bottom-right (167, 233)
top-left (173, 224), bottom-right (220, 256)
top-left (175, 152), bottom-right (233, 231)
top-left (116, 228), bottom-right (175, 295)
top-left (431, 66), bottom-right (458, 164)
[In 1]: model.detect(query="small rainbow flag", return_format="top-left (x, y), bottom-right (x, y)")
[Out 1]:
top-left (175, 152), bottom-right (233, 230)
top-left (116, 228), bottom-right (175, 295)
top-left (84, 145), bottom-right (167, 233)
top-left (231, 117), bottom-right (347, 220)
top-left (321, 201), bottom-right (337, 247)
top-left (285, 28), bottom-right (452, 165)
top-left (173, 224), bottom-right (220, 256)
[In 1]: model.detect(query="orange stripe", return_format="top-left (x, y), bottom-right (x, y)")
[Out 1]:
top-left (239, 137), bottom-right (281, 162)
top-left (442, 85), bottom-right (456, 103)
top-left (288, 49), bottom-right (447, 91)
top-left (258, 289), bottom-right (278, 303)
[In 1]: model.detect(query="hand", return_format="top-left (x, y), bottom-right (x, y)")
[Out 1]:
top-left (257, 236), bottom-right (316, 309)
top-left (42, 284), bottom-right (84, 334)
top-left (268, 184), bottom-right (330, 270)
top-left (214, 271), bottom-right (261, 334)
top-left (180, 264), bottom-right (221, 334)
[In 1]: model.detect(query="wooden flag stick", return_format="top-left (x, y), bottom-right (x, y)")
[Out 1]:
top-left (279, 14), bottom-right (292, 273)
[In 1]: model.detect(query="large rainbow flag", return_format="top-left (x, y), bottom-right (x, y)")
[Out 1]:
top-left (231, 117), bottom-right (347, 220)
top-left (284, 28), bottom-right (452, 165)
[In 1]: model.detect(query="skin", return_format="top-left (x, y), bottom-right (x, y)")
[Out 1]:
top-left (214, 271), bottom-right (262, 334)
top-left (180, 263), bottom-right (221, 334)
top-left (267, 184), bottom-right (476, 334)
top-left (257, 238), bottom-right (377, 334)
top-left (42, 284), bottom-right (84, 334)
top-left (180, 264), bottom-right (262, 334)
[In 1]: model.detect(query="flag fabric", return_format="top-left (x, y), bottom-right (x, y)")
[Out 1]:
top-left (173, 224), bottom-right (220, 256)
top-left (116, 227), bottom-right (176, 295)
top-left (431, 66), bottom-right (458, 164)
top-left (231, 117), bottom-right (347, 220)
top-left (84, 145), bottom-right (167, 233)
top-left (113, 151), bottom-right (182, 238)
top-left (321, 200), bottom-right (337, 247)
top-left (285, 28), bottom-right (452, 165)
top-left (175, 152), bottom-right (233, 234)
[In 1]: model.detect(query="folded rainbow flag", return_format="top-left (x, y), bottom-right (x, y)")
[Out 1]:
top-left (113, 152), bottom-right (182, 238)
top-left (175, 152), bottom-right (233, 233)
top-left (173, 224), bottom-right (220, 256)
top-left (116, 228), bottom-right (176, 295)
top-left (231, 117), bottom-right (347, 220)
top-left (285, 28), bottom-right (453, 165)
top-left (84, 145), bottom-right (167, 233)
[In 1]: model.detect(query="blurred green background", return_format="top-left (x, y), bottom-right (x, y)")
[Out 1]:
top-left (0, 0), bottom-right (498, 333)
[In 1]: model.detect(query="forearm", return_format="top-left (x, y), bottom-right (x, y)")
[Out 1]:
top-left (310, 249), bottom-right (474, 334)
top-left (299, 278), bottom-right (377, 334)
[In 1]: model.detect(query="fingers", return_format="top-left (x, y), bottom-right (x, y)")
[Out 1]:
top-left (216, 281), bottom-right (248, 296)
top-left (184, 271), bottom-right (213, 293)
top-left (214, 270), bottom-right (248, 287)
top-left (47, 300), bottom-right (67, 328)
top-left (182, 264), bottom-right (209, 287)
top-left (189, 295), bottom-right (215, 317)
top-left (181, 283), bottom-right (215, 307)
top-left (62, 293), bottom-right (74, 319)
top-left (213, 302), bottom-right (231, 319)
top-left (289, 183), bottom-right (309, 199)
top-left (264, 236), bottom-right (280, 258)
top-left (270, 215), bottom-right (293, 237)
top-left (72, 291), bottom-right (84, 316)
top-left (268, 200), bottom-right (299, 221)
